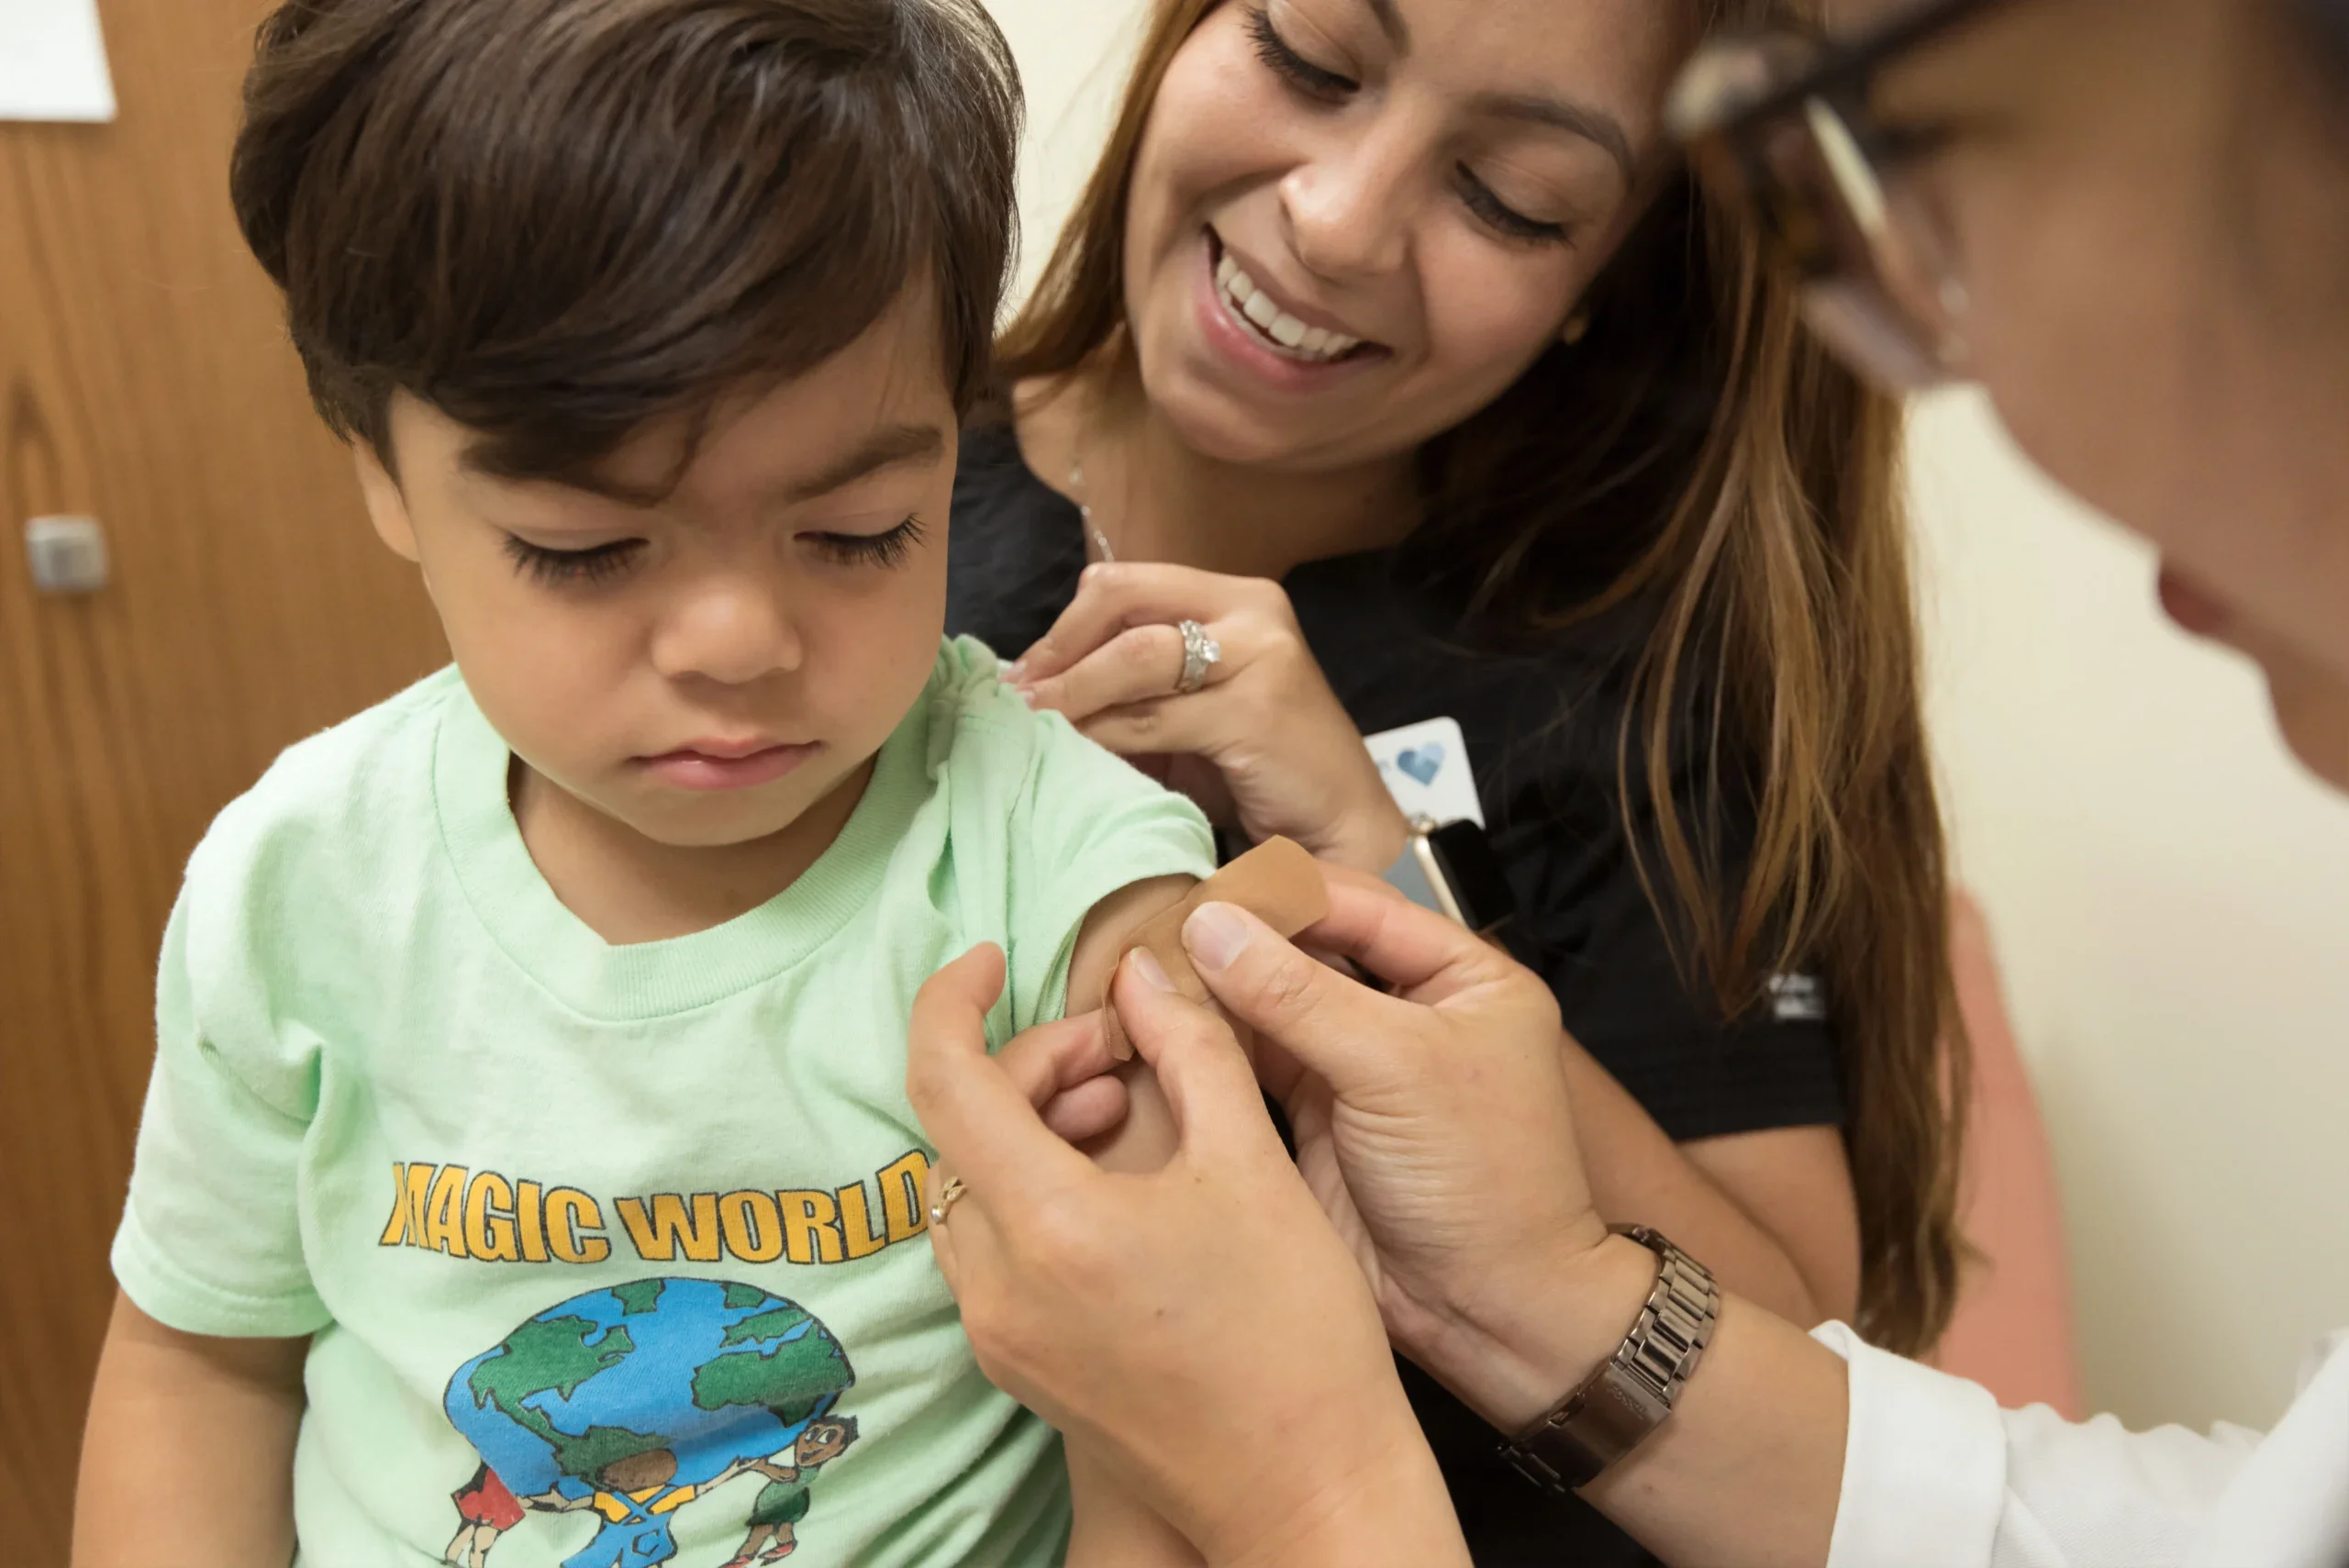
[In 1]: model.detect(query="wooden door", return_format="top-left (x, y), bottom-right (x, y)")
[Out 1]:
top-left (0, 1), bottom-right (447, 1551)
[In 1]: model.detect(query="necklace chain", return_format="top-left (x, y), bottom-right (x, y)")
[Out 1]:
top-left (1067, 453), bottom-right (1118, 565)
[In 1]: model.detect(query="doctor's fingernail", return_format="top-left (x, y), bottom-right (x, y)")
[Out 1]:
top-left (1183, 903), bottom-right (1252, 971)
top-left (1126, 948), bottom-right (1177, 992)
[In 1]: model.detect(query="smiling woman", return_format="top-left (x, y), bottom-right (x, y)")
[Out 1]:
top-left (948, 1), bottom-right (1964, 1558)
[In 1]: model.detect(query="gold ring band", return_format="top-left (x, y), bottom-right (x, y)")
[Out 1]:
top-left (929, 1175), bottom-right (968, 1227)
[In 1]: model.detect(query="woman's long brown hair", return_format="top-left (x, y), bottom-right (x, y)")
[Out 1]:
top-left (1000, 0), bottom-right (1965, 1355)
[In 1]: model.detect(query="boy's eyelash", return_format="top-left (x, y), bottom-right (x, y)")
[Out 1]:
top-left (1453, 169), bottom-right (1571, 245)
top-left (1246, 7), bottom-right (1356, 99)
top-left (503, 535), bottom-right (643, 585)
top-left (807, 515), bottom-right (927, 570)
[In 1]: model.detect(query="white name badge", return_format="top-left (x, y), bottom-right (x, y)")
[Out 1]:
top-left (1364, 717), bottom-right (1484, 828)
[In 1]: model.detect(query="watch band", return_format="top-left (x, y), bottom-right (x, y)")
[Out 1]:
top-left (1380, 817), bottom-right (1516, 934)
top-left (1497, 1226), bottom-right (1719, 1494)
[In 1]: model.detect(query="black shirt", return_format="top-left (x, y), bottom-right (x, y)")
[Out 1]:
top-left (947, 419), bottom-right (1842, 1565)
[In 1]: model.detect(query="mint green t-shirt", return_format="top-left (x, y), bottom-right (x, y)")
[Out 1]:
top-left (112, 637), bottom-right (1213, 1568)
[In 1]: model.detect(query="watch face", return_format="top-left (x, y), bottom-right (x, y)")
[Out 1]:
top-left (1428, 819), bottom-right (1516, 933)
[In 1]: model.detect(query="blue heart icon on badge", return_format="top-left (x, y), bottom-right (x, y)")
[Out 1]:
top-left (1397, 744), bottom-right (1444, 786)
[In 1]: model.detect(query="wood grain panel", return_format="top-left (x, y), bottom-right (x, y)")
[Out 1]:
top-left (0, 0), bottom-right (447, 1551)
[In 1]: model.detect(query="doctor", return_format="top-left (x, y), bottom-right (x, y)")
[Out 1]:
top-left (907, 0), bottom-right (2349, 1562)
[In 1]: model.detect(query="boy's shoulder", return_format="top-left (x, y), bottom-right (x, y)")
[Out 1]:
top-left (917, 635), bottom-right (1140, 805)
top-left (191, 665), bottom-right (463, 891)
top-left (918, 634), bottom-right (1039, 757)
top-left (911, 631), bottom-right (1211, 856)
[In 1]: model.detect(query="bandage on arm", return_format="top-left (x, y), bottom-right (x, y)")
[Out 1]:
top-left (1100, 837), bottom-right (1330, 1062)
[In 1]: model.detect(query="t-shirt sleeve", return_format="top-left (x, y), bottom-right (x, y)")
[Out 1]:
top-left (1004, 729), bottom-right (1217, 1034)
top-left (938, 639), bottom-right (1216, 1037)
top-left (111, 829), bottom-right (328, 1340)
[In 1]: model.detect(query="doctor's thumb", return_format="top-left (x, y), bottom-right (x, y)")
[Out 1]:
top-left (1110, 948), bottom-right (1290, 1167)
top-left (1184, 902), bottom-right (1389, 1091)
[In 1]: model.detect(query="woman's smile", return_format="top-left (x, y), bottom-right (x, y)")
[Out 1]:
top-left (1191, 227), bottom-right (1393, 396)
top-left (1210, 228), bottom-right (1376, 363)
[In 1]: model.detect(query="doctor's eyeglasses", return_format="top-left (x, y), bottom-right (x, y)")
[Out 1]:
top-left (1668, 0), bottom-right (2022, 390)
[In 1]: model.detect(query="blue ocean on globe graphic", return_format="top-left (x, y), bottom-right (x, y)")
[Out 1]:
top-left (445, 1277), bottom-right (854, 1562)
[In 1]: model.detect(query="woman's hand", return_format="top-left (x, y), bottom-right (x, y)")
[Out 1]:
top-left (1008, 562), bottom-right (1411, 873)
top-left (1182, 875), bottom-right (1633, 1424)
top-left (907, 944), bottom-right (1467, 1568)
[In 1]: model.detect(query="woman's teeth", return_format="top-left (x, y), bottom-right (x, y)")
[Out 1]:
top-left (1216, 253), bottom-right (1362, 363)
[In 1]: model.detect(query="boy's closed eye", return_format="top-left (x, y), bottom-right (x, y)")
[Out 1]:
top-left (802, 514), bottom-right (928, 569)
top-left (497, 514), bottom-right (930, 585)
top-left (503, 533), bottom-right (644, 585)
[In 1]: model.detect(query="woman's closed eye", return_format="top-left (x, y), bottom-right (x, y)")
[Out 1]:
top-left (804, 515), bottom-right (928, 570)
top-left (1453, 166), bottom-right (1572, 244)
top-left (502, 534), bottom-right (644, 586)
top-left (1247, 6), bottom-right (1356, 101)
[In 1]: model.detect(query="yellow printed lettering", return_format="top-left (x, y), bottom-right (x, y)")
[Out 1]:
top-left (517, 1180), bottom-right (549, 1263)
top-left (878, 1150), bottom-right (932, 1244)
top-left (424, 1165), bottom-right (472, 1258)
top-left (615, 1194), bottom-right (723, 1263)
top-left (777, 1190), bottom-right (844, 1265)
top-left (546, 1188), bottom-right (610, 1264)
top-left (379, 1163), bottom-right (413, 1246)
top-left (390, 1162), bottom-right (434, 1251)
top-left (464, 1171), bottom-right (520, 1263)
top-left (718, 1190), bottom-right (784, 1264)
top-left (836, 1182), bottom-right (887, 1261)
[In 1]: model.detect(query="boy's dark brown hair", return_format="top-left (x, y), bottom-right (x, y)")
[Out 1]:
top-left (231, 0), bottom-right (1021, 483)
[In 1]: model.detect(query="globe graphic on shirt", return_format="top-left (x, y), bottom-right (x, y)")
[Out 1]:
top-left (445, 1277), bottom-right (856, 1508)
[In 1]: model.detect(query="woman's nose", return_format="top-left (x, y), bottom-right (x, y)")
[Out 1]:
top-left (1278, 135), bottom-right (1415, 281)
top-left (651, 573), bottom-right (804, 687)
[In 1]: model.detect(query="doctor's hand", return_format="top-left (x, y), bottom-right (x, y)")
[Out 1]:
top-left (907, 944), bottom-right (1465, 1568)
top-left (1187, 876), bottom-right (1623, 1419)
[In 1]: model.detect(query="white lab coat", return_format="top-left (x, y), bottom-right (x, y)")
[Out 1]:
top-left (1812, 1323), bottom-right (2349, 1567)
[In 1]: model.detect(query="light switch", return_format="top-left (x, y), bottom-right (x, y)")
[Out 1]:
top-left (25, 516), bottom-right (110, 595)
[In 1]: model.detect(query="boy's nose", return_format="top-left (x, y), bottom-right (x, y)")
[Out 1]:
top-left (651, 576), bottom-right (805, 686)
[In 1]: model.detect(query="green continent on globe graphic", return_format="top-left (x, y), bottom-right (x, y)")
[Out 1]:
top-left (696, 1306), bottom-right (852, 1426)
top-left (453, 1279), bottom-right (858, 1491)
top-left (466, 1314), bottom-right (667, 1476)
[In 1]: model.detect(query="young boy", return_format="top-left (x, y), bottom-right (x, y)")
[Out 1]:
top-left (71, 3), bottom-right (1214, 1564)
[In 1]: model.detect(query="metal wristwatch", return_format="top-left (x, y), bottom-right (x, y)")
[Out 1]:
top-left (1497, 1226), bottom-right (1720, 1494)
top-left (1380, 816), bottom-right (1516, 934)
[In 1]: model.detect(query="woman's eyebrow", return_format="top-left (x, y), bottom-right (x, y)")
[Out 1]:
top-left (1353, 0), bottom-right (1636, 183)
top-left (1472, 91), bottom-right (1637, 183)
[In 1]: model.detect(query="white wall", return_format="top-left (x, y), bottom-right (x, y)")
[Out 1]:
top-left (1911, 393), bottom-right (2349, 1432)
top-left (985, 0), bottom-right (1145, 306)
top-left (982, 0), bottom-right (2349, 1436)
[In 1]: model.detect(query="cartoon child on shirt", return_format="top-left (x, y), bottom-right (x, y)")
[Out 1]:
top-left (721, 1418), bottom-right (862, 1566)
top-left (445, 1462), bottom-right (525, 1567)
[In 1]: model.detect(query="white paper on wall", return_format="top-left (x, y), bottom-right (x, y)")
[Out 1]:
top-left (0, 0), bottom-right (117, 122)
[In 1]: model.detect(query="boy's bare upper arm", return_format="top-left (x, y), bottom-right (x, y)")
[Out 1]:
top-left (76, 1292), bottom-right (308, 1568)
top-left (100, 1291), bottom-right (312, 1390)
top-left (1058, 842), bottom-right (1331, 1173)
top-left (1060, 875), bottom-right (1197, 1176)
top-left (1067, 874), bottom-right (1199, 1018)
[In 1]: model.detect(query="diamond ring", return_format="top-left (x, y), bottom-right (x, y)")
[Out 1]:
top-left (1175, 619), bottom-right (1222, 695)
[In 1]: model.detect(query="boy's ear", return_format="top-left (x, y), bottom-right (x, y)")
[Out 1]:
top-left (353, 440), bottom-right (421, 563)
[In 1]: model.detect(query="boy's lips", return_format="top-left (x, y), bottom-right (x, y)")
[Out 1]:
top-left (639, 740), bottom-right (823, 792)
